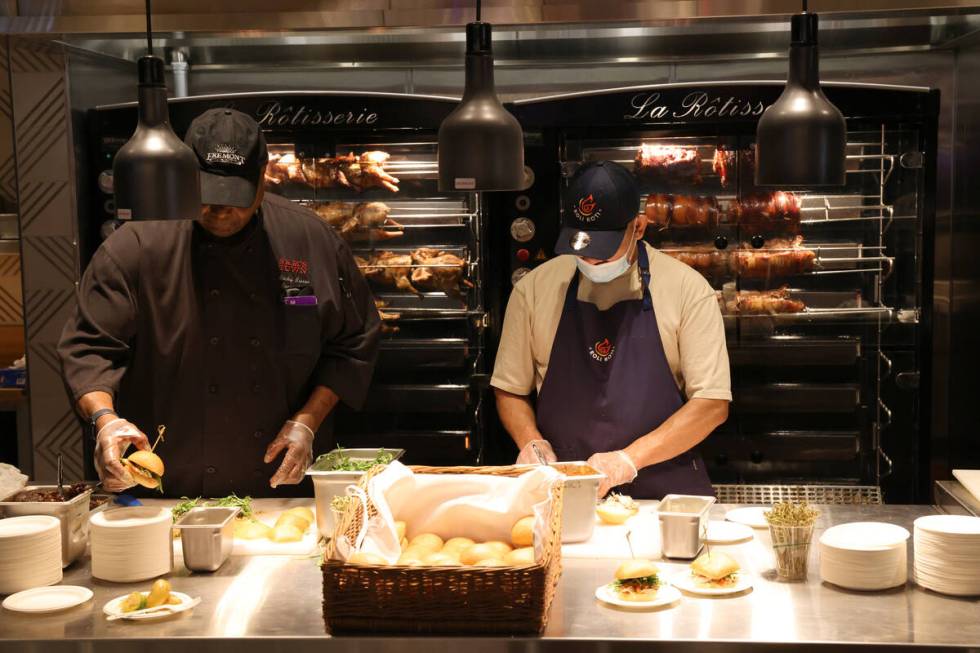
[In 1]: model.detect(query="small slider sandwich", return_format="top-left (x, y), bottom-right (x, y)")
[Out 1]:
top-left (689, 550), bottom-right (741, 588)
top-left (611, 559), bottom-right (661, 602)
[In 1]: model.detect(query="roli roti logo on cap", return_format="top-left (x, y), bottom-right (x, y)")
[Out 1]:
top-left (574, 193), bottom-right (602, 223)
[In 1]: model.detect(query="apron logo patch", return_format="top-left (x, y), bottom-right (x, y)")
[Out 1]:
top-left (589, 337), bottom-right (615, 363)
top-left (574, 194), bottom-right (602, 223)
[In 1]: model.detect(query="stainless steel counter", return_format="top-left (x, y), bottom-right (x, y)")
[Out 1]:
top-left (1, 501), bottom-right (978, 653)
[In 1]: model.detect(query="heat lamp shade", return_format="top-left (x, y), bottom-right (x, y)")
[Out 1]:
top-left (438, 100), bottom-right (524, 192)
top-left (755, 11), bottom-right (846, 189)
top-left (754, 82), bottom-right (847, 189)
top-left (112, 124), bottom-right (201, 221)
top-left (438, 22), bottom-right (524, 192)
top-left (112, 56), bottom-right (201, 221)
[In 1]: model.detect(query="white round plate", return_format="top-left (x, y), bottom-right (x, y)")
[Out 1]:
top-left (672, 571), bottom-right (753, 596)
top-left (102, 591), bottom-right (198, 621)
top-left (2, 586), bottom-right (93, 613)
top-left (595, 582), bottom-right (681, 609)
top-left (914, 515), bottom-right (980, 536)
top-left (725, 507), bottom-right (769, 529)
top-left (705, 520), bottom-right (754, 544)
top-left (0, 515), bottom-right (60, 539)
top-left (821, 522), bottom-right (910, 550)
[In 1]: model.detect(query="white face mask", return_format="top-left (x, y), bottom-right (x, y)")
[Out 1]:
top-left (575, 235), bottom-right (636, 284)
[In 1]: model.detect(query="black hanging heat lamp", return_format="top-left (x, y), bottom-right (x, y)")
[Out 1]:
top-left (112, 0), bottom-right (200, 220)
top-left (755, 0), bottom-right (846, 188)
top-left (438, 0), bottom-right (524, 192)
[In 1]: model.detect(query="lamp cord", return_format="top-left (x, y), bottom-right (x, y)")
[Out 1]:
top-left (476, 0), bottom-right (481, 22)
top-left (145, 0), bottom-right (153, 55)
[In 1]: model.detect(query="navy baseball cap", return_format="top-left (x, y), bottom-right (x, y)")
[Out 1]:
top-left (184, 108), bottom-right (268, 208)
top-left (555, 160), bottom-right (641, 260)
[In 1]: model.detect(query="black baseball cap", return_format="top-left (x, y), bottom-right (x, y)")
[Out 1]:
top-left (555, 160), bottom-right (641, 260)
top-left (184, 108), bottom-right (268, 208)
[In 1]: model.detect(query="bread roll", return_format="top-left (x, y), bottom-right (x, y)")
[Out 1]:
top-left (284, 506), bottom-right (315, 524)
top-left (442, 537), bottom-right (476, 554)
top-left (422, 552), bottom-right (461, 566)
top-left (505, 546), bottom-right (535, 566)
top-left (408, 533), bottom-right (444, 553)
top-left (349, 552), bottom-right (387, 566)
top-left (511, 516), bottom-right (534, 548)
top-left (275, 512), bottom-right (311, 533)
top-left (485, 541), bottom-right (513, 558)
top-left (270, 523), bottom-right (304, 542)
top-left (460, 543), bottom-right (503, 565)
top-left (394, 521), bottom-right (407, 541)
top-left (475, 558), bottom-right (508, 567)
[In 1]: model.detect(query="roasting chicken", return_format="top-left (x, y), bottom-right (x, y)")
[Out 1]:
top-left (644, 193), bottom-right (719, 228)
top-left (732, 236), bottom-right (816, 278)
top-left (719, 286), bottom-right (806, 315)
top-left (374, 299), bottom-right (401, 335)
top-left (264, 152), bottom-right (307, 187)
top-left (410, 248), bottom-right (473, 296)
top-left (731, 191), bottom-right (801, 234)
top-left (635, 144), bottom-right (701, 184)
top-left (359, 251), bottom-right (419, 294)
top-left (712, 146), bottom-right (736, 188)
top-left (264, 150), bottom-right (399, 193)
top-left (302, 151), bottom-right (400, 193)
top-left (355, 249), bottom-right (473, 296)
top-left (313, 201), bottom-right (403, 241)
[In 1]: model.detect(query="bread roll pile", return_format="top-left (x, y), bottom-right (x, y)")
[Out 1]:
top-left (348, 515), bottom-right (538, 567)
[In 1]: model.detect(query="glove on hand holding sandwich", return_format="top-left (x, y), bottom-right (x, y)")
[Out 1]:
top-left (94, 418), bottom-right (158, 492)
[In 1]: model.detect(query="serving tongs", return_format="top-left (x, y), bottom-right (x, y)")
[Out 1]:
top-left (56, 453), bottom-right (65, 501)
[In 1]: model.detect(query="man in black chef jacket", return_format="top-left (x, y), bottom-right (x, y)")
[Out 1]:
top-left (57, 108), bottom-right (381, 497)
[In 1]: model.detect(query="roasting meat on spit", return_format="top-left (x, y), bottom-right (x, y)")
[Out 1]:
top-left (264, 153), bottom-right (307, 187)
top-left (410, 248), bottom-right (474, 296)
top-left (732, 236), bottom-right (816, 278)
top-left (634, 144), bottom-right (701, 184)
top-left (731, 191), bottom-right (801, 234)
top-left (644, 193), bottom-right (719, 228)
top-left (302, 151), bottom-right (400, 192)
top-left (264, 151), bottom-right (400, 192)
top-left (356, 249), bottom-right (473, 296)
top-left (374, 299), bottom-right (401, 335)
top-left (718, 286), bottom-right (806, 315)
top-left (660, 244), bottom-right (727, 277)
top-left (712, 146), bottom-right (736, 188)
top-left (358, 251), bottom-right (419, 294)
top-left (313, 201), bottom-right (404, 241)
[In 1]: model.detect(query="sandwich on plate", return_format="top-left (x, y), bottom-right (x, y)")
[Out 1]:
top-left (611, 559), bottom-right (661, 601)
top-left (689, 550), bottom-right (741, 588)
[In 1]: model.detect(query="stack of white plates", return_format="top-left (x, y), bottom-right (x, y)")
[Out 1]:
top-left (819, 521), bottom-right (910, 591)
top-left (913, 514), bottom-right (980, 596)
top-left (0, 515), bottom-right (62, 594)
top-left (91, 507), bottom-right (172, 582)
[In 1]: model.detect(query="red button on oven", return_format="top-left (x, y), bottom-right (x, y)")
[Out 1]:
top-left (516, 248), bottom-right (530, 262)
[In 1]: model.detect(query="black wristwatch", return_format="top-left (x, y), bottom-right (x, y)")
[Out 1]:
top-left (89, 408), bottom-right (117, 427)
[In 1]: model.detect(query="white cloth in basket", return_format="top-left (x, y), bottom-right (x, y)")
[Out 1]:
top-left (335, 462), bottom-right (562, 564)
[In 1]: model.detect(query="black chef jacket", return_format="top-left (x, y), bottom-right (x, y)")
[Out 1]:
top-left (57, 193), bottom-right (381, 497)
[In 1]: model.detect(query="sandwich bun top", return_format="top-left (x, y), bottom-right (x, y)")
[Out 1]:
top-left (125, 450), bottom-right (165, 476)
top-left (615, 559), bottom-right (658, 581)
top-left (690, 551), bottom-right (740, 580)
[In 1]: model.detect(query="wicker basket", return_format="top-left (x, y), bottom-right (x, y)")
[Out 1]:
top-left (322, 464), bottom-right (564, 635)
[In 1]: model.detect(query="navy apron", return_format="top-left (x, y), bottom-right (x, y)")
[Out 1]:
top-left (536, 244), bottom-right (714, 499)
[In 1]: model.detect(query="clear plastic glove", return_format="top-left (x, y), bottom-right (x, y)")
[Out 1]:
top-left (515, 439), bottom-right (557, 465)
top-left (264, 420), bottom-right (315, 488)
top-left (94, 418), bottom-right (151, 492)
top-left (587, 450), bottom-right (638, 498)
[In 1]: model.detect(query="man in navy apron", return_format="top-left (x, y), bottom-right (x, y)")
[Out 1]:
top-left (491, 161), bottom-right (731, 499)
